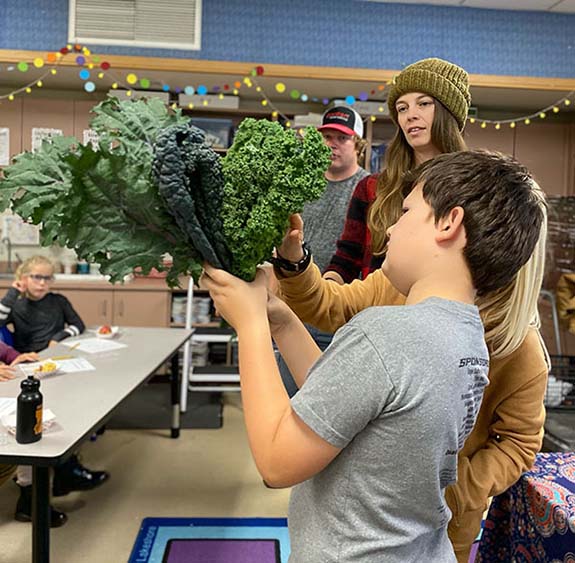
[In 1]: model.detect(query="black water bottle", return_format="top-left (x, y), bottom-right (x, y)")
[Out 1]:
top-left (16, 376), bottom-right (43, 444)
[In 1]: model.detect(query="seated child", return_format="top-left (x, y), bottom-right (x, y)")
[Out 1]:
top-left (0, 255), bottom-right (85, 352)
top-left (200, 151), bottom-right (546, 562)
top-left (0, 255), bottom-right (109, 528)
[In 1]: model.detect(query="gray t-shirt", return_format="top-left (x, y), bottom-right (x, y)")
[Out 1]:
top-left (302, 167), bottom-right (369, 273)
top-left (289, 298), bottom-right (489, 563)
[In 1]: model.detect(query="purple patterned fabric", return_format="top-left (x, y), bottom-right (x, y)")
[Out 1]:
top-left (477, 452), bottom-right (575, 563)
top-left (164, 539), bottom-right (280, 563)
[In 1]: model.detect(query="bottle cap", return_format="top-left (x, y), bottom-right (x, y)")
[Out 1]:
top-left (21, 375), bottom-right (40, 390)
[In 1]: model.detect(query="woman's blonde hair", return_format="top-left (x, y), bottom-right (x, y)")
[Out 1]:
top-left (15, 255), bottom-right (55, 280)
top-left (478, 181), bottom-right (548, 358)
top-left (368, 101), bottom-right (467, 254)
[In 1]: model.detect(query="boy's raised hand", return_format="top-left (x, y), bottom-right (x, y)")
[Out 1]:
top-left (200, 264), bottom-right (269, 332)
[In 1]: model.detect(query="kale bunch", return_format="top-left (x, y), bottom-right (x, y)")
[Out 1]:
top-left (0, 98), bottom-right (331, 285)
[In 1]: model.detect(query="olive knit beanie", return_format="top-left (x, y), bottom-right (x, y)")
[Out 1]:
top-left (387, 58), bottom-right (471, 131)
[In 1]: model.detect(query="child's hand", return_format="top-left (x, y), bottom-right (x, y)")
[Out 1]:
top-left (0, 364), bottom-right (16, 381)
top-left (266, 291), bottom-right (296, 336)
top-left (12, 279), bottom-right (27, 293)
top-left (200, 264), bottom-right (268, 331)
top-left (10, 352), bottom-right (40, 366)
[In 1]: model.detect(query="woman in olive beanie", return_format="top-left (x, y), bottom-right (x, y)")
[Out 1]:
top-left (368, 57), bottom-right (472, 263)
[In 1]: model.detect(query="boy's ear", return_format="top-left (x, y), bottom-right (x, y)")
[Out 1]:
top-left (435, 206), bottom-right (465, 243)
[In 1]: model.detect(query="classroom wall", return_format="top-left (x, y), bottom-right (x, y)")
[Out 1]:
top-left (2, 0), bottom-right (575, 77)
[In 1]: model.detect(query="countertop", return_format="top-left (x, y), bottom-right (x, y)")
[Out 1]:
top-left (0, 274), bottom-right (192, 292)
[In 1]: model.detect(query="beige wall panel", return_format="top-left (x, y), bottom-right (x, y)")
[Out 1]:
top-left (73, 100), bottom-right (98, 141)
top-left (465, 122), bottom-right (515, 155)
top-left (514, 123), bottom-right (570, 196)
top-left (0, 98), bottom-right (23, 160)
top-left (21, 99), bottom-right (74, 152)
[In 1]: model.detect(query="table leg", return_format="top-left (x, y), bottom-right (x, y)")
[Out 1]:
top-left (170, 353), bottom-right (181, 439)
top-left (32, 465), bottom-right (50, 563)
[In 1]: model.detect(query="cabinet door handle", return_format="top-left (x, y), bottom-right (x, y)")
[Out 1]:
top-left (118, 300), bottom-right (124, 317)
top-left (102, 300), bottom-right (107, 317)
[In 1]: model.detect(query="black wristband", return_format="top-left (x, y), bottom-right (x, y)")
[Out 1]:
top-left (270, 242), bottom-right (311, 273)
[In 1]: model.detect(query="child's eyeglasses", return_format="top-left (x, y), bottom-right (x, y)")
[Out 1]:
top-left (27, 274), bottom-right (54, 282)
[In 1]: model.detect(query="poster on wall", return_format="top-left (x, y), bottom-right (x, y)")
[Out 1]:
top-left (31, 127), bottom-right (63, 152)
top-left (0, 128), bottom-right (9, 166)
top-left (1, 214), bottom-right (40, 245)
top-left (83, 129), bottom-right (100, 149)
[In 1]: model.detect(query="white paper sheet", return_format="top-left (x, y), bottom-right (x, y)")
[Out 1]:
top-left (1, 406), bottom-right (57, 435)
top-left (82, 128), bottom-right (100, 149)
top-left (62, 338), bottom-right (127, 354)
top-left (0, 398), bottom-right (16, 418)
top-left (31, 127), bottom-right (63, 152)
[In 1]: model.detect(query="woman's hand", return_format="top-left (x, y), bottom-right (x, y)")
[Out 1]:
top-left (276, 214), bottom-right (305, 263)
top-left (200, 264), bottom-right (269, 332)
top-left (11, 352), bottom-right (40, 366)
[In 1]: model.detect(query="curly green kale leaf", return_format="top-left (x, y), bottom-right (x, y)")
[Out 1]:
top-left (221, 118), bottom-right (331, 281)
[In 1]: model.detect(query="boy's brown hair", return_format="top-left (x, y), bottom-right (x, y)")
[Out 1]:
top-left (402, 150), bottom-right (546, 296)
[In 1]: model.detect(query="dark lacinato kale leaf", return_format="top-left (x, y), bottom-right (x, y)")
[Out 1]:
top-left (153, 122), bottom-right (232, 271)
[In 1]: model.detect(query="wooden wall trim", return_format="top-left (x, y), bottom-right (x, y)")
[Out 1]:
top-left (1, 49), bottom-right (575, 92)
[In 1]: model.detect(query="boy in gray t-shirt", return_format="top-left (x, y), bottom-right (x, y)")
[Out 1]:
top-left (200, 151), bottom-right (546, 562)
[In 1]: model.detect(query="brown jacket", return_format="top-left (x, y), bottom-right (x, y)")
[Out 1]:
top-left (278, 262), bottom-right (548, 561)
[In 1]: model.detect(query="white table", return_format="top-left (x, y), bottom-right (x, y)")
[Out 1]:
top-left (0, 326), bottom-right (192, 563)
